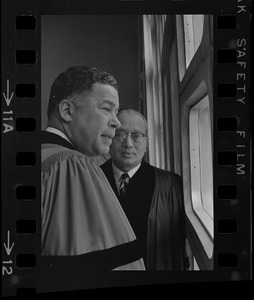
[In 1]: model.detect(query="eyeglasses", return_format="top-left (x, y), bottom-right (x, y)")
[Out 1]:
top-left (114, 131), bottom-right (147, 144)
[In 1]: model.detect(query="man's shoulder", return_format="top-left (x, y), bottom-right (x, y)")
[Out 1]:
top-left (42, 145), bottom-right (95, 172)
top-left (42, 144), bottom-right (81, 159)
top-left (100, 158), bottom-right (112, 171)
top-left (149, 166), bottom-right (183, 196)
top-left (150, 164), bottom-right (182, 184)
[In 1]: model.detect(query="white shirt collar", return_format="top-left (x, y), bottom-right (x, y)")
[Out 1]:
top-left (46, 127), bottom-right (74, 147)
top-left (112, 162), bottom-right (141, 191)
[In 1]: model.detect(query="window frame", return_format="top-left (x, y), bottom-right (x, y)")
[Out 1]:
top-left (181, 81), bottom-right (214, 262)
top-left (189, 94), bottom-right (214, 240)
top-left (142, 14), bottom-right (214, 269)
top-left (178, 14), bottom-right (214, 268)
top-left (176, 14), bottom-right (205, 81)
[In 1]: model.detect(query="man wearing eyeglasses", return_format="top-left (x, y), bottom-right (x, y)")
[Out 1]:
top-left (101, 109), bottom-right (188, 270)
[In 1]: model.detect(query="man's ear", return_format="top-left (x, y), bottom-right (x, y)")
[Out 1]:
top-left (58, 99), bottom-right (74, 122)
top-left (145, 137), bottom-right (149, 153)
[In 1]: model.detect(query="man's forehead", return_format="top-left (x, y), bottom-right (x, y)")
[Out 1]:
top-left (81, 83), bottom-right (119, 104)
top-left (118, 111), bottom-right (146, 128)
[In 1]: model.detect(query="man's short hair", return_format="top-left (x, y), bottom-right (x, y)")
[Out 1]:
top-left (117, 108), bottom-right (148, 135)
top-left (47, 66), bottom-right (118, 119)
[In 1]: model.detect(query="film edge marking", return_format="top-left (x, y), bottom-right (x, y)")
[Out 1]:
top-left (2, 79), bottom-right (14, 134)
top-left (2, 230), bottom-right (15, 276)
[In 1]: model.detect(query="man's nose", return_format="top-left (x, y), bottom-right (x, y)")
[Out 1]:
top-left (123, 134), bottom-right (134, 147)
top-left (110, 114), bottom-right (121, 129)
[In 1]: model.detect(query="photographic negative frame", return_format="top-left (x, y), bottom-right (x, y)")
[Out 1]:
top-left (1, 0), bottom-right (251, 297)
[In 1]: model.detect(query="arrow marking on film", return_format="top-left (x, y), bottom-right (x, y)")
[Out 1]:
top-left (3, 231), bottom-right (14, 256)
top-left (3, 79), bottom-right (14, 106)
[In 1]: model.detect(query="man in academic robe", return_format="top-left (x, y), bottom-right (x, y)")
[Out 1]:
top-left (40, 67), bottom-right (145, 292)
top-left (101, 109), bottom-right (187, 270)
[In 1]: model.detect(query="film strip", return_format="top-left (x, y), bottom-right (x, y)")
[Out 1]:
top-left (1, 0), bottom-right (251, 297)
top-left (215, 9), bottom-right (251, 275)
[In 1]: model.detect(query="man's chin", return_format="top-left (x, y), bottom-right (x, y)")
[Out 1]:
top-left (98, 146), bottom-right (110, 156)
top-left (122, 157), bottom-right (137, 166)
top-left (79, 145), bottom-right (109, 157)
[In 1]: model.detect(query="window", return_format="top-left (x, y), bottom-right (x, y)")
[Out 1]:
top-left (189, 95), bottom-right (213, 239)
top-left (178, 15), bottom-right (214, 266)
top-left (142, 14), bottom-right (214, 268)
top-left (184, 15), bottom-right (204, 68)
top-left (193, 257), bottom-right (200, 271)
top-left (177, 15), bottom-right (204, 80)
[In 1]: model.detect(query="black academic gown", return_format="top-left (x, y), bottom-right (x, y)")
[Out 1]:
top-left (101, 159), bottom-right (187, 270)
top-left (101, 159), bottom-right (155, 266)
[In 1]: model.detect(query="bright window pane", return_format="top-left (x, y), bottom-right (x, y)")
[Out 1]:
top-left (193, 257), bottom-right (200, 270)
top-left (199, 104), bottom-right (213, 219)
top-left (183, 15), bottom-right (204, 68)
top-left (189, 95), bottom-right (213, 239)
top-left (143, 15), bottom-right (167, 169)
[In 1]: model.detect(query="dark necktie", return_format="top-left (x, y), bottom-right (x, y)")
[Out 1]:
top-left (119, 173), bottom-right (130, 199)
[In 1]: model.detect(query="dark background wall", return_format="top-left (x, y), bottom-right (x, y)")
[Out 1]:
top-left (41, 15), bottom-right (139, 129)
